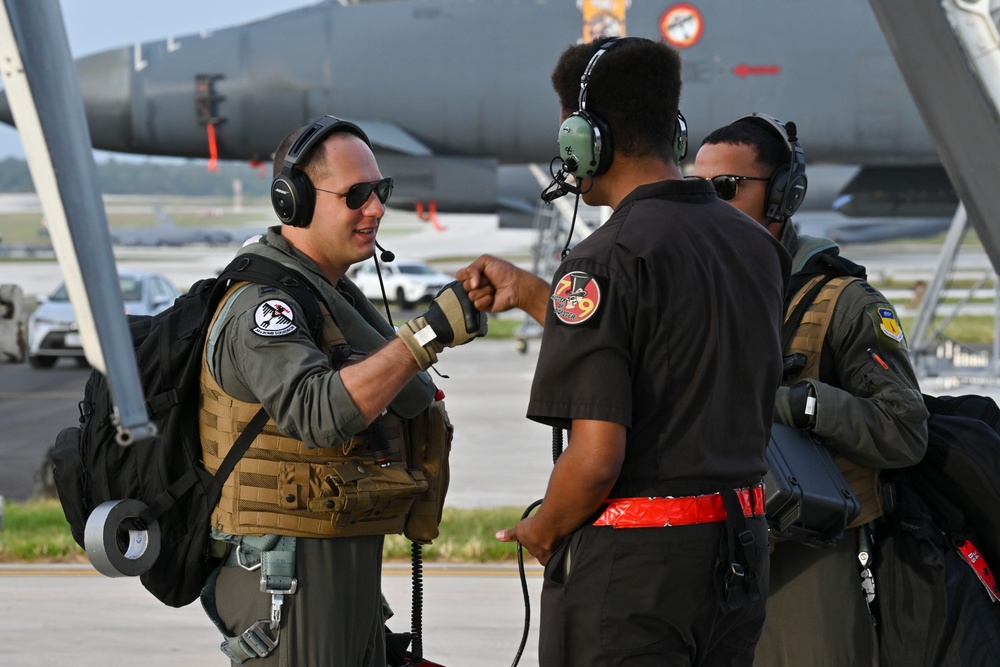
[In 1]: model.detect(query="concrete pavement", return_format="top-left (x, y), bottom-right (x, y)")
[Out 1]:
top-left (0, 562), bottom-right (544, 667)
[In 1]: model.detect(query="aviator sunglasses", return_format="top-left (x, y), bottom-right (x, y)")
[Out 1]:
top-left (692, 174), bottom-right (770, 201)
top-left (315, 177), bottom-right (394, 209)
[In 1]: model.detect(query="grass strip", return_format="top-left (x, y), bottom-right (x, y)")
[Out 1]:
top-left (0, 498), bottom-right (530, 564)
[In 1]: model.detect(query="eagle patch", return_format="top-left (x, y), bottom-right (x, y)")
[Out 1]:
top-left (252, 299), bottom-right (297, 336)
top-left (552, 271), bottom-right (601, 325)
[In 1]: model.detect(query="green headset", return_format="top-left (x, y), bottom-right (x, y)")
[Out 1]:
top-left (557, 37), bottom-right (688, 179)
top-left (270, 115), bottom-right (373, 227)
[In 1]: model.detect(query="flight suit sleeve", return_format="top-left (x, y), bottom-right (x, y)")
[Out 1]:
top-left (775, 281), bottom-right (928, 469)
top-left (207, 283), bottom-right (370, 448)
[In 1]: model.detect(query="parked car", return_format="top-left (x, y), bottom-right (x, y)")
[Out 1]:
top-left (350, 259), bottom-right (453, 307)
top-left (27, 270), bottom-right (180, 368)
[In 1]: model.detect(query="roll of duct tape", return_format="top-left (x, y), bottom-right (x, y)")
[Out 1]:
top-left (84, 499), bottom-right (161, 577)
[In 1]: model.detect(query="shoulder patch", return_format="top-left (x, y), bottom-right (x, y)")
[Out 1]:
top-left (251, 299), bottom-right (297, 337)
top-left (876, 307), bottom-right (904, 341)
top-left (551, 270), bottom-right (601, 325)
top-left (865, 303), bottom-right (907, 350)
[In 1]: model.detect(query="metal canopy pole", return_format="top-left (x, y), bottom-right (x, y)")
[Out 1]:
top-left (909, 203), bottom-right (969, 355)
top-left (0, 0), bottom-right (153, 445)
top-left (867, 0), bottom-right (1000, 273)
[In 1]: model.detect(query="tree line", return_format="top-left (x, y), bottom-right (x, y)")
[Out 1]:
top-left (0, 157), bottom-right (273, 197)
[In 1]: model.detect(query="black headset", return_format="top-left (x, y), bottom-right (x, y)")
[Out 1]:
top-left (557, 37), bottom-right (688, 179)
top-left (270, 115), bottom-right (373, 227)
top-left (730, 112), bottom-right (808, 222)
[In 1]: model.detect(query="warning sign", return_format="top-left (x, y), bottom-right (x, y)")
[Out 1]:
top-left (660, 4), bottom-right (703, 49)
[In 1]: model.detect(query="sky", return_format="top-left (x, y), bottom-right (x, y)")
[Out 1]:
top-left (0, 0), bottom-right (317, 160)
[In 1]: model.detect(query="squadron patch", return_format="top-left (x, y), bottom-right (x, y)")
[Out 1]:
top-left (252, 299), bottom-right (297, 337)
top-left (877, 307), bottom-right (904, 342)
top-left (552, 271), bottom-right (601, 325)
top-left (865, 303), bottom-right (907, 351)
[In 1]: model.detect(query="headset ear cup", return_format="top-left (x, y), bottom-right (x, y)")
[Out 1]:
top-left (783, 173), bottom-right (808, 219)
top-left (765, 165), bottom-right (790, 222)
top-left (766, 167), bottom-right (809, 221)
top-left (588, 112), bottom-right (613, 177)
top-left (673, 112), bottom-right (688, 163)
top-left (271, 172), bottom-right (315, 228)
top-left (559, 113), bottom-right (598, 179)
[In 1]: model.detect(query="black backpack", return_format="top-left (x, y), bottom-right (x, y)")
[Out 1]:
top-left (896, 393), bottom-right (1000, 577)
top-left (51, 254), bottom-right (322, 608)
top-left (877, 466), bottom-right (1000, 666)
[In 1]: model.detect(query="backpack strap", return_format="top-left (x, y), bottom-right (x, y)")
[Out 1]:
top-left (783, 275), bottom-right (862, 382)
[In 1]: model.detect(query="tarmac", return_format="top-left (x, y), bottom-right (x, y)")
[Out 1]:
top-left (4, 203), bottom-right (1000, 665)
top-left (0, 562), bottom-right (544, 667)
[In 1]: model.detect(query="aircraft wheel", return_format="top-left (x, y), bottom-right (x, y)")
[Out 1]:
top-left (516, 338), bottom-right (528, 355)
top-left (28, 355), bottom-right (57, 368)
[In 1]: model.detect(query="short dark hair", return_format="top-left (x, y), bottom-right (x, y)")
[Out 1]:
top-left (702, 117), bottom-right (790, 175)
top-left (272, 125), bottom-right (328, 182)
top-left (551, 37), bottom-right (682, 161)
top-left (272, 120), bottom-right (368, 182)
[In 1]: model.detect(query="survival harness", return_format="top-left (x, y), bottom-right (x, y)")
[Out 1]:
top-left (781, 251), bottom-right (887, 529)
top-left (198, 280), bottom-right (452, 662)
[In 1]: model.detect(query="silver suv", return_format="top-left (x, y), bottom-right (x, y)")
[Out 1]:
top-left (27, 271), bottom-right (179, 368)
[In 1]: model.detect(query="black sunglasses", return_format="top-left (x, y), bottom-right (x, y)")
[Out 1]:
top-left (315, 177), bottom-right (394, 209)
top-left (704, 174), bottom-right (770, 201)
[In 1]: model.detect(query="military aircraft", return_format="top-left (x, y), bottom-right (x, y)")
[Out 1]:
top-left (0, 0), bottom-right (960, 231)
top-left (108, 205), bottom-right (240, 247)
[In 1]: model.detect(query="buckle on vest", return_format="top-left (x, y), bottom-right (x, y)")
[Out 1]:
top-left (239, 619), bottom-right (279, 657)
top-left (235, 543), bottom-right (262, 571)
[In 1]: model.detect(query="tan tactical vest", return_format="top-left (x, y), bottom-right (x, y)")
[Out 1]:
top-left (200, 283), bottom-right (451, 542)
top-left (785, 274), bottom-right (885, 528)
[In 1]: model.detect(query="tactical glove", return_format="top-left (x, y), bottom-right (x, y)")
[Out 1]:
top-left (775, 381), bottom-right (817, 429)
top-left (398, 281), bottom-right (488, 370)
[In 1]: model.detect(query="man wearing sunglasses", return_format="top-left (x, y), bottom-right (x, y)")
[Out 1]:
top-left (198, 117), bottom-right (486, 666)
top-left (695, 115), bottom-right (928, 666)
top-left (458, 39), bottom-right (790, 666)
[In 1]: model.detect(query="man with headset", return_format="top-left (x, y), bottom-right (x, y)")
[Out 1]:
top-left (197, 116), bottom-right (485, 666)
top-left (458, 38), bottom-right (789, 665)
top-left (693, 114), bottom-right (928, 666)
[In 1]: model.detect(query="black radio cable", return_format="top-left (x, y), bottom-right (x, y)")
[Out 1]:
top-left (511, 427), bottom-right (563, 667)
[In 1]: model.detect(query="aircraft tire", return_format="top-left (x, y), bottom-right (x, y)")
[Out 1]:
top-left (28, 355), bottom-right (57, 369)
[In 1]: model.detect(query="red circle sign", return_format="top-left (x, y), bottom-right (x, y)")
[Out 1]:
top-left (660, 4), bottom-right (704, 49)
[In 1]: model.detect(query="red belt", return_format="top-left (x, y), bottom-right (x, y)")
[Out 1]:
top-left (593, 485), bottom-right (766, 529)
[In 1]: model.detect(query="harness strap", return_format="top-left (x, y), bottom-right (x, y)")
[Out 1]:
top-left (200, 534), bottom-right (298, 662)
top-left (719, 487), bottom-right (762, 609)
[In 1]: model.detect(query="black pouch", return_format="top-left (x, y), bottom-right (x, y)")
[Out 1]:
top-left (764, 423), bottom-right (860, 548)
top-left (714, 489), bottom-right (763, 612)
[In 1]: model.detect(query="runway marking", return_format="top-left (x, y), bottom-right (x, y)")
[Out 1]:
top-left (0, 391), bottom-right (83, 399)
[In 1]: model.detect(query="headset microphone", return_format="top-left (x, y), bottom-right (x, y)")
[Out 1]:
top-left (540, 157), bottom-right (582, 204)
top-left (375, 240), bottom-right (395, 263)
